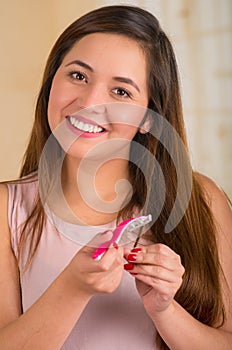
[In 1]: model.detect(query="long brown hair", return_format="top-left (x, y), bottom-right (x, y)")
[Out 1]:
top-left (17, 5), bottom-right (225, 349)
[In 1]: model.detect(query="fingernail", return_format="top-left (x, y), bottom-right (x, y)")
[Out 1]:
top-left (113, 242), bottom-right (118, 250)
top-left (131, 248), bottom-right (142, 253)
top-left (124, 263), bottom-right (134, 270)
top-left (127, 253), bottom-right (137, 262)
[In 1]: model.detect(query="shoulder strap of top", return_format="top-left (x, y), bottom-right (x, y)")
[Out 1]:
top-left (6, 175), bottom-right (38, 257)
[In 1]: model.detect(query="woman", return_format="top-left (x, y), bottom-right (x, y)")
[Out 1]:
top-left (0, 5), bottom-right (231, 349)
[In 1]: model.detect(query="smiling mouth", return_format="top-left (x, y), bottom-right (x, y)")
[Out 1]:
top-left (68, 116), bottom-right (106, 133)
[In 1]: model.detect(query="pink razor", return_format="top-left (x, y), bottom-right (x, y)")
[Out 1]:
top-left (92, 214), bottom-right (152, 261)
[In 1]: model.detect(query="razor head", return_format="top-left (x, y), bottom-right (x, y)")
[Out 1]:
top-left (126, 214), bottom-right (152, 232)
top-left (117, 214), bottom-right (152, 244)
top-left (92, 214), bottom-right (152, 261)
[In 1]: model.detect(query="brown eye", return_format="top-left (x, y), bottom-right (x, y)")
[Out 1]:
top-left (112, 87), bottom-right (131, 98)
top-left (69, 71), bottom-right (87, 82)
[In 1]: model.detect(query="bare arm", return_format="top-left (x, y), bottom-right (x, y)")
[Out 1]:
top-left (0, 184), bottom-right (22, 328)
top-left (125, 175), bottom-right (232, 349)
top-left (0, 184), bottom-right (124, 350)
top-left (152, 176), bottom-right (232, 349)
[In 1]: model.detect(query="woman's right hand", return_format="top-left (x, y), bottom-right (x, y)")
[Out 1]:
top-left (65, 231), bottom-right (124, 298)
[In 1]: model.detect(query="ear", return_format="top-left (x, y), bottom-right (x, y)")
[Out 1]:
top-left (139, 113), bottom-right (152, 134)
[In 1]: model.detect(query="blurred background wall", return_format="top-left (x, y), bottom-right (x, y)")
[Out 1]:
top-left (0, 0), bottom-right (231, 197)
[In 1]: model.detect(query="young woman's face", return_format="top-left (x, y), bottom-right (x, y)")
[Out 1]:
top-left (47, 33), bottom-right (149, 159)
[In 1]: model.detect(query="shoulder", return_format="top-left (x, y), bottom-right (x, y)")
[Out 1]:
top-left (194, 172), bottom-right (231, 242)
top-left (194, 172), bottom-right (231, 224)
top-left (194, 172), bottom-right (232, 271)
top-left (0, 182), bottom-right (8, 197)
top-left (195, 173), bottom-right (232, 330)
top-left (0, 183), bottom-right (11, 246)
top-left (6, 173), bottom-right (38, 206)
top-left (0, 184), bottom-right (22, 326)
top-left (1, 174), bottom-right (39, 238)
top-left (0, 183), bottom-right (9, 213)
top-left (0, 183), bottom-right (10, 219)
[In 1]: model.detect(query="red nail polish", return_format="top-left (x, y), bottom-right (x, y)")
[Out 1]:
top-left (113, 242), bottom-right (118, 250)
top-left (124, 263), bottom-right (134, 270)
top-left (131, 248), bottom-right (142, 253)
top-left (127, 253), bottom-right (137, 262)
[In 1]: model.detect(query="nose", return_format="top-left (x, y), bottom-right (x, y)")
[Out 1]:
top-left (78, 84), bottom-right (107, 114)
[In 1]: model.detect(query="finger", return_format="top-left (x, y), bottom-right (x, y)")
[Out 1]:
top-left (125, 262), bottom-right (182, 283)
top-left (134, 274), bottom-right (179, 300)
top-left (128, 252), bottom-right (182, 272)
top-left (135, 263), bottom-right (184, 283)
top-left (133, 243), bottom-right (180, 258)
top-left (133, 272), bottom-right (173, 288)
top-left (126, 245), bottom-right (183, 271)
top-left (82, 230), bottom-right (113, 254)
top-left (96, 244), bottom-right (124, 271)
top-left (74, 231), bottom-right (115, 273)
top-left (144, 243), bottom-right (177, 256)
top-left (79, 244), bottom-right (123, 274)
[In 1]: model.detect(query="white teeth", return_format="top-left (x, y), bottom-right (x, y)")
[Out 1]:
top-left (69, 117), bottom-right (104, 133)
top-left (77, 121), bottom-right (84, 129)
top-left (94, 125), bottom-right (99, 133)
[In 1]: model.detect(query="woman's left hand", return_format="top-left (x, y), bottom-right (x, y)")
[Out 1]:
top-left (124, 244), bottom-right (185, 317)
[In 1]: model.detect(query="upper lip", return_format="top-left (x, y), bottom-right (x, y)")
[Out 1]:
top-left (67, 114), bottom-right (107, 130)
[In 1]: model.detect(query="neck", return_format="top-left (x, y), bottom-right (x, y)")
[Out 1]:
top-left (61, 155), bottom-right (132, 224)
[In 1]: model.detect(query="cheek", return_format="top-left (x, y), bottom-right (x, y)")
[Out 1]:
top-left (114, 124), bottom-right (139, 140)
top-left (47, 78), bottom-right (60, 125)
top-left (47, 79), bottom-right (72, 129)
top-left (108, 104), bottom-right (146, 131)
top-left (47, 90), bottom-right (58, 131)
top-left (48, 77), bottom-right (64, 112)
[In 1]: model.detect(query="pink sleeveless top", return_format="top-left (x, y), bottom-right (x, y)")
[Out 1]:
top-left (7, 175), bottom-right (156, 349)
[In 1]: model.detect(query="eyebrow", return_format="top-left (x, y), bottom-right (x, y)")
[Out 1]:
top-left (65, 60), bottom-right (140, 93)
top-left (113, 77), bottom-right (140, 93)
top-left (65, 60), bottom-right (94, 72)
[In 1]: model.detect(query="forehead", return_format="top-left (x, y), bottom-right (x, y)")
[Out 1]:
top-left (62, 32), bottom-right (148, 73)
